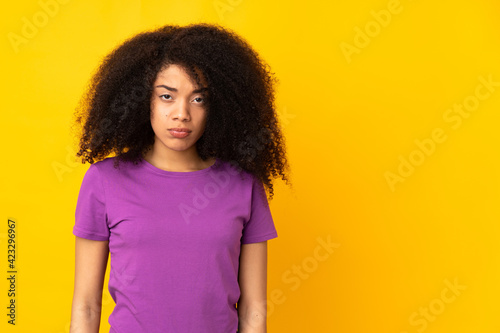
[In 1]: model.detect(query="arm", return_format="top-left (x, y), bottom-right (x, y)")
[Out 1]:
top-left (237, 240), bottom-right (268, 333)
top-left (70, 236), bottom-right (109, 333)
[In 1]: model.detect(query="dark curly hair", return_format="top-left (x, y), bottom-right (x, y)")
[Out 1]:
top-left (72, 22), bottom-right (291, 199)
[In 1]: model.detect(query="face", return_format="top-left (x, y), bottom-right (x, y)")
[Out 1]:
top-left (149, 64), bottom-right (208, 156)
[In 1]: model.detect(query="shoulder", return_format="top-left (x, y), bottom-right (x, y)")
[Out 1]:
top-left (215, 159), bottom-right (256, 186)
top-left (82, 157), bottom-right (140, 186)
top-left (89, 156), bottom-right (134, 174)
top-left (218, 161), bottom-right (269, 202)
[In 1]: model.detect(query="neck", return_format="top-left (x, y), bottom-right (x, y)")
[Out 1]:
top-left (142, 145), bottom-right (215, 172)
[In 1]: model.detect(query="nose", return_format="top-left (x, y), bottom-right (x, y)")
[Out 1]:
top-left (172, 98), bottom-right (191, 121)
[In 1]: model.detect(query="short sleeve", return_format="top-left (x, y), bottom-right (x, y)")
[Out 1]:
top-left (241, 176), bottom-right (278, 244)
top-left (73, 164), bottom-right (109, 241)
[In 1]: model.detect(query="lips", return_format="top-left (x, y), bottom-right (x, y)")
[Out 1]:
top-left (168, 128), bottom-right (192, 138)
top-left (168, 128), bottom-right (192, 132)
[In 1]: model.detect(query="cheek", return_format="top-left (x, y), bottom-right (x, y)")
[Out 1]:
top-left (199, 110), bottom-right (209, 126)
top-left (196, 117), bottom-right (208, 133)
top-left (150, 101), bottom-right (168, 122)
top-left (149, 108), bottom-right (164, 132)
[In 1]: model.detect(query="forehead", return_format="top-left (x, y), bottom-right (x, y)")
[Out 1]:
top-left (155, 64), bottom-right (207, 87)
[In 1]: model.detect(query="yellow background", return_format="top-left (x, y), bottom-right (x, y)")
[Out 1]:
top-left (2, 0), bottom-right (500, 332)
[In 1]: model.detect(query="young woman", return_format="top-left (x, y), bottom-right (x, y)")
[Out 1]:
top-left (70, 23), bottom-right (290, 333)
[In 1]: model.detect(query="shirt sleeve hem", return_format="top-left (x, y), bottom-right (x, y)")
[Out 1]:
top-left (73, 226), bottom-right (109, 241)
top-left (241, 231), bottom-right (278, 244)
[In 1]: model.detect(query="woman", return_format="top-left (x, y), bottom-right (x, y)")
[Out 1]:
top-left (70, 22), bottom-right (290, 333)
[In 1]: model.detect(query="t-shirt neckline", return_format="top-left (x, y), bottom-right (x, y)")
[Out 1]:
top-left (139, 157), bottom-right (221, 177)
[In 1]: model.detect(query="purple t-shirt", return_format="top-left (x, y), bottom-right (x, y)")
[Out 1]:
top-left (73, 157), bottom-right (278, 333)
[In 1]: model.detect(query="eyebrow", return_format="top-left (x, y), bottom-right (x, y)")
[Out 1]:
top-left (155, 85), bottom-right (208, 93)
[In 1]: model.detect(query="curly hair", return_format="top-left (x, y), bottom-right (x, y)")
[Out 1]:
top-left (72, 22), bottom-right (291, 199)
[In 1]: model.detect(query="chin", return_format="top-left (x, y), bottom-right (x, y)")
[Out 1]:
top-left (166, 143), bottom-right (197, 152)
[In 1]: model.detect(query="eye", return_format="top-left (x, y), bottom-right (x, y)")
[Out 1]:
top-left (160, 94), bottom-right (172, 100)
top-left (193, 97), bottom-right (205, 103)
